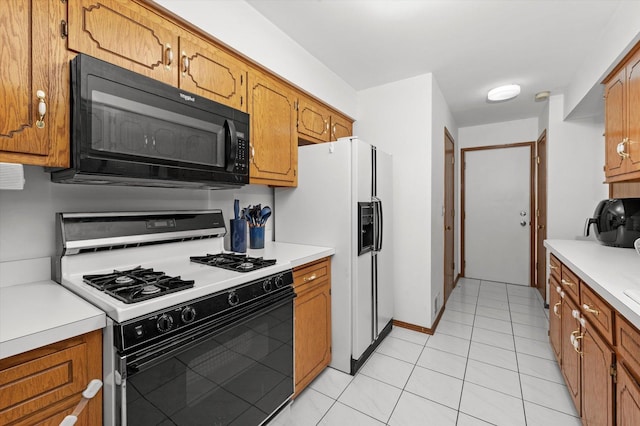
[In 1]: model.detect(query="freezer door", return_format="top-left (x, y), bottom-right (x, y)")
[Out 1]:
top-left (351, 139), bottom-right (374, 360)
top-left (375, 149), bottom-right (394, 334)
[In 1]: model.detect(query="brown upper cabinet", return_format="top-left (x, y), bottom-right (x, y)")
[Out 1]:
top-left (298, 95), bottom-right (353, 144)
top-left (3, 0), bottom-right (353, 185)
top-left (68, 0), bottom-right (181, 86)
top-left (248, 69), bottom-right (298, 186)
top-left (178, 34), bottom-right (247, 111)
top-left (0, 0), bottom-right (68, 167)
top-left (68, 0), bottom-right (247, 111)
top-left (604, 42), bottom-right (640, 182)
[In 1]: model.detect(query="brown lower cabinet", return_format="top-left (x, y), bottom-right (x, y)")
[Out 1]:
top-left (560, 293), bottom-right (582, 415)
top-left (582, 321), bottom-right (615, 426)
top-left (548, 253), bottom-right (640, 425)
top-left (0, 330), bottom-right (103, 425)
top-left (617, 362), bottom-right (640, 426)
top-left (293, 257), bottom-right (332, 397)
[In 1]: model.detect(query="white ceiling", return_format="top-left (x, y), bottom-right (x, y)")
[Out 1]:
top-left (245, 0), bottom-right (623, 127)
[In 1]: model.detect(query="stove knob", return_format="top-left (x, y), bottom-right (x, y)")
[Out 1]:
top-left (181, 306), bottom-right (196, 324)
top-left (274, 275), bottom-right (284, 288)
top-left (156, 313), bottom-right (174, 333)
top-left (263, 279), bottom-right (273, 293)
top-left (228, 291), bottom-right (240, 307)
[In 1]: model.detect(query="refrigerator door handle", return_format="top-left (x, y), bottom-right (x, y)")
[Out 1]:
top-left (372, 197), bottom-right (383, 252)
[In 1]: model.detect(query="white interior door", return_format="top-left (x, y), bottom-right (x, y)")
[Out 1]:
top-left (464, 146), bottom-right (531, 286)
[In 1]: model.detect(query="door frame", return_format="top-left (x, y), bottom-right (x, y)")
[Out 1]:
top-left (443, 127), bottom-right (456, 303)
top-left (535, 130), bottom-right (548, 301)
top-left (460, 141), bottom-right (536, 286)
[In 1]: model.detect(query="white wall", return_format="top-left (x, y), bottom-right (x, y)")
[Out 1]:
top-left (155, 0), bottom-right (357, 117)
top-left (0, 166), bottom-right (272, 263)
top-left (458, 118), bottom-right (539, 150)
top-left (356, 74), bottom-right (432, 328)
top-left (430, 76), bottom-right (457, 319)
top-left (564, 1), bottom-right (640, 119)
top-left (546, 95), bottom-right (608, 240)
top-left (356, 73), bottom-right (456, 328)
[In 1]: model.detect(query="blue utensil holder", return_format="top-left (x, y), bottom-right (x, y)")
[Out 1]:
top-left (249, 226), bottom-right (265, 249)
top-left (230, 219), bottom-right (247, 253)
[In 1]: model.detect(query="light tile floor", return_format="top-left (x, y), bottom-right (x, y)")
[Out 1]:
top-left (287, 277), bottom-right (581, 426)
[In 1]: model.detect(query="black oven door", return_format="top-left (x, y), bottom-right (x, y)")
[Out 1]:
top-left (54, 54), bottom-right (249, 188)
top-left (114, 292), bottom-right (293, 426)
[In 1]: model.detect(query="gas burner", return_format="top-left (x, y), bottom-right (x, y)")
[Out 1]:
top-left (140, 285), bottom-right (161, 295)
top-left (237, 262), bottom-right (254, 270)
top-left (190, 253), bottom-right (277, 272)
top-left (83, 266), bottom-right (194, 303)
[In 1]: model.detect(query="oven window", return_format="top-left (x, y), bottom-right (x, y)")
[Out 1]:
top-left (125, 301), bottom-right (293, 425)
top-left (87, 76), bottom-right (226, 168)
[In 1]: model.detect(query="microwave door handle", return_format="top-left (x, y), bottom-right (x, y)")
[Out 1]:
top-left (225, 119), bottom-right (238, 172)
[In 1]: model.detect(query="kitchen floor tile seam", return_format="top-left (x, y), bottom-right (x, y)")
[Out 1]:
top-left (385, 339), bottom-right (433, 425)
top-left (386, 331), bottom-right (431, 347)
top-left (522, 399), bottom-right (582, 421)
top-left (314, 400), bottom-right (387, 426)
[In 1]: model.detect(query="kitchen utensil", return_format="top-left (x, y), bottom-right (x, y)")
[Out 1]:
top-left (260, 206), bottom-right (272, 225)
top-left (234, 199), bottom-right (239, 220)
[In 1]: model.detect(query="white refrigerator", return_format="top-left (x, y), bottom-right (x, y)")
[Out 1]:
top-left (275, 137), bottom-right (393, 374)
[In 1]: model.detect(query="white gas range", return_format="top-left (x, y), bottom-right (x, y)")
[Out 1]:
top-left (54, 210), bottom-right (294, 426)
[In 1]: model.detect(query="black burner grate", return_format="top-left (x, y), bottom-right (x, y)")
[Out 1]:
top-left (190, 253), bottom-right (277, 272)
top-left (83, 266), bottom-right (194, 303)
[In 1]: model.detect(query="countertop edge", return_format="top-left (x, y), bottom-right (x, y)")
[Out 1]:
top-left (544, 239), bottom-right (640, 331)
top-left (0, 280), bottom-right (107, 361)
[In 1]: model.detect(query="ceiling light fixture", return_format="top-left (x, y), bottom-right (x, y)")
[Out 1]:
top-left (487, 84), bottom-right (521, 102)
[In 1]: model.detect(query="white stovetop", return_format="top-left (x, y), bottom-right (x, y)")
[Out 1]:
top-left (544, 239), bottom-right (640, 329)
top-left (0, 241), bottom-right (334, 360)
top-left (60, 239), bottom-right (335, 323)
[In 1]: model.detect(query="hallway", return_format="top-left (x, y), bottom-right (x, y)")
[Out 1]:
top-left (288, 277), bottom-right (579, 425)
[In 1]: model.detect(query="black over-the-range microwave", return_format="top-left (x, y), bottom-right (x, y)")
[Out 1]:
top-left (51, 54), bottom-right (249, 189)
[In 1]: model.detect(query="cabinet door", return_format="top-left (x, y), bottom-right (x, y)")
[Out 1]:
top-left (617, 362), bottom-right (640, 426)
top-left (0, 0), bottom-right (50, 159)
top-left (68, 0), bottom-right (178, 86)
top-left (626, 47), bottom-right (640, 174)
top-left (331, 114), bottom-right (353, 141)
top-left (581, 323), bottom-right (615, 426)
top-left (0, 330), bottom-right (102, 425)
top-left (247, 70), bottom-right (298, 186)
top-left (549, 276), bottom-right (562, 363)
top-left (605, 67), bottom-right (627, 178)
top-left (298, 96), bottom-right (331, 143)
top-left (179, 35), bottom-right (247, 111)
top-left (294, 280), bottom-right (331, 396)
top-left (561, 295), bottom-right (581, 415)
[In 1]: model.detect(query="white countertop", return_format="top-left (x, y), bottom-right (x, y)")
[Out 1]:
top-left (0, 280), bottom-right (106, 360)
top-left (247, 241), bottom-right (335, 268)
top-left (544, 239), bottom-right (640, 329)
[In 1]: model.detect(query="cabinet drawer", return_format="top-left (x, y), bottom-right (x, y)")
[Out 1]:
top-left (293, 257), bottom-right (330, 289)
top-left (560, 264), bottom-right (580, 302)
top-left (581, 284), bottom-right (615, 345)
top-left (617, 314), bottom-right (640, 378)
top-left (0, 343), bottom-right (88, 424)
top-left (549, 254), bottom-right (561, 281)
